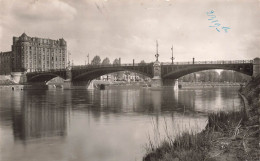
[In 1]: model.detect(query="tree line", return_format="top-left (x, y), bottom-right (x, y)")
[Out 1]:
top-left (89, 55), bottom-right (149, 81)
top-left (90, 55), bottom-right (146, 66)
top-left (180, 70), bottom-right (250, 83)
top-left (90, 56), bottom-right (249, 82)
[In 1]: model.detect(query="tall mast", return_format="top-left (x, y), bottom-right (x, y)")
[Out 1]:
top-left (87, 53), bottom-right (89, 65)
top-left (155, 40), bottom-right (159, 61)
top-left (171, 45), bottom-right (175, 64)
top-left (156, 40), bottom-right (158, 55)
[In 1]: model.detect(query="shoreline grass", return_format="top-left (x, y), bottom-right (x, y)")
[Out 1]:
top-left (143, 110), bottom-right (247, 161)
top-left (144, 76), bottom-right (260, 161)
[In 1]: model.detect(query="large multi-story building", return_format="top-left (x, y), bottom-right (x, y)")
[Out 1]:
top-left (12, 33), bottom-right (67, 72)
top-left (0, 51), bottom-right (12, 75)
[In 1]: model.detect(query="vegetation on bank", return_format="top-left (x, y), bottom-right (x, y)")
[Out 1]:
top-left (181, 70), bottom-right (250, 83)
top-left (0, 79), bottom-right (16, 85)
top-left (144, 75), bottom-right (260, 161)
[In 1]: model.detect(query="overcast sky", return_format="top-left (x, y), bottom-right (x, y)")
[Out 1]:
top-left (0, 0), bottom-right (259, 64)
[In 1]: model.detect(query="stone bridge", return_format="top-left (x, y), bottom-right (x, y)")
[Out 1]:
top-left (25, 63), bottom-right (153, 82)
top-left (14, 57), bottom-right (260, 88)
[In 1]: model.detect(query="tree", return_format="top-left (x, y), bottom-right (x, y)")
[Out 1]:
top-left (210, 71), bottom-right (219, 82)
top-left (139, 60), bottom-right (146, 66)
top-left (111, 59), bottom-right (121, 80)
top-left (91, 55), bottom-right (101, 65)
top-left (102, 57), bottom-right (110, 65)
top-left (113, 58), bottom-right (120, 65)
top-left (196, 70), bottom-right (219, 82)
top-left (124, 71), bottom-right (131, 81)
top-left (182, 74), bottom-right (194, 82)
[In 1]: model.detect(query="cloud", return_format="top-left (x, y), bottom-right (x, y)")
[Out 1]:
top-left (11, 0), bottom-right (77, 22)
top-left (0, 0), bottom-right (260, 65)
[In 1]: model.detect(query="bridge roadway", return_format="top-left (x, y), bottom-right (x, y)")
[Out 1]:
top-left (20, 58), bottom-right (259, 88)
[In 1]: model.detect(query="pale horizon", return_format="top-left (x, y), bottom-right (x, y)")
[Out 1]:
top-left (1, 0), bottom-right (260, 65)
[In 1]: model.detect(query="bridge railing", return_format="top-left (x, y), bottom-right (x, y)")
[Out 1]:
top-left (25, 63), bottom-right (153, 74)
top-left (161, 60), bottom-right (253, 65)
top-left (71, 63), bottom-right (152, 69)
top-left (26, 69), bottom-right (67, 74)
top-left (25, 59), bottom-right (253, 74)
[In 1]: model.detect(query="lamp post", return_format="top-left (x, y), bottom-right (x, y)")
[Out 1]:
top-left (155, 40), bottom-right (159, 61)
top-left (85, 55), bottom-right (86, 65)
top-left (67, 51), bottom-right (71, 68)
top-left (171, 45), bottom-right (175, 65)
top-left (87, 53), bottom-right (89, 65)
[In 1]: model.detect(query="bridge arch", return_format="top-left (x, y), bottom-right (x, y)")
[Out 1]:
top-left (27, 73), bottom-right (66, 83)
top-left (72, 67), bottom-right (152, 81)
top-left (162, 64), bottom-right (253, 79)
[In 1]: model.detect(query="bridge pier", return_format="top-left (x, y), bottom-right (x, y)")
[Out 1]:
top-left (253, 57), bottom-right (260, 77)
top-left (26, 82), bottom-right (49, 90)
top-left (63, 80), bottom-right (72, 89)
top-left (63, 80), bottom-right (91, 89)
top-left (87, 81), bottom-right (94, 89)
top-left (11, 72), bottom-right (27, 84)
top-left (151, 60), bottom-right (163, 88)
top-left (63, 69), bottom-right (74, 89)
top-left (151, 78), bottom-right (163, 88)
top-left (162, 79), bottom-right (178, 90)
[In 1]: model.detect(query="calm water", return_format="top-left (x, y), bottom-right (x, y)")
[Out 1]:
top-left (0, 87), bottom-right (242, 161)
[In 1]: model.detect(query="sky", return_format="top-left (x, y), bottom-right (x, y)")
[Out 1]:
top-left (0, 0), bottom-right (260, 65)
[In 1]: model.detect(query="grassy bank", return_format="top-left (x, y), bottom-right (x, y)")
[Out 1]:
top-left (0, 79), bottom-right (16, 85)
top-left (144, 76), bottom-right (260, 161)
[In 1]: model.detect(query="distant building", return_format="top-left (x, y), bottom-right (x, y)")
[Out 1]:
top-left (100, 74), bottom-right (116, 81)
top-left (99, 71), bottom-right (149, 82)
top-left (12, 33), bottom-right (67, 72)
top-left (0, 51), bottom-right (12, 75)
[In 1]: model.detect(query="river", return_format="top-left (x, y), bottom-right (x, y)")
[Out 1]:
top-left (0, 87), bottom-right (243, 161)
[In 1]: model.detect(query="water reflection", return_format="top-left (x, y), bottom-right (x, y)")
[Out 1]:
top-left (12, 93), bottom-right (67, 141)
top-left (0, 90), bottom-right (68, 141)
top-left (0, 87), bottom-right (242, 161)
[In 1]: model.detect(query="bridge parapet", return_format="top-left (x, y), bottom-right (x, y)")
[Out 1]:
top-left (71, 63), bottom-right (153, 69)
top-left (23, 58), bottom-right (257, 86)
top-left (253, 57), bottom-right (260, 77)
top-left (26, 69), bottom-right (67, 74)
top-left (161, 60), bottom-right (253, 65)
top-left (26, 69), bottom-right (67, 83)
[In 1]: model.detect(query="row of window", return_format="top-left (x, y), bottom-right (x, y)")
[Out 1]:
top-left (17, 40), bottom-right (64, 46)
top-left (24, 56), bottom-right (65, 63)
top-left (21, 46), bottom-right (66, 53)
top-left (25, 63), bottom-right (65, 69)
top-left (0, 58), bottom-right (10, 61)
top-left (26, 66), bottom-right (66, 72)
top-left (25, 64), bottom-right (66, 70)
top-left (26, 51), bottom-right (66, 58)
top-left (25, 60), bottom-right (66, 65)
top-left (0, 55), bottom-right (11, 58)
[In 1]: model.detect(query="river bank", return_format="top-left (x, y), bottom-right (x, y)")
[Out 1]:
top-left (179, 82), bottom-right (245, 89)
top-left (143, 76), bottom-right (260, 161)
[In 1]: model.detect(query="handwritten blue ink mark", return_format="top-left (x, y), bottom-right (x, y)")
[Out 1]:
top-left (206, 10), bottom-right (214, 15)
top-left (222, 27), bottom-right (231, 33)
top-left (206, 10), bottom-right (231, 33)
